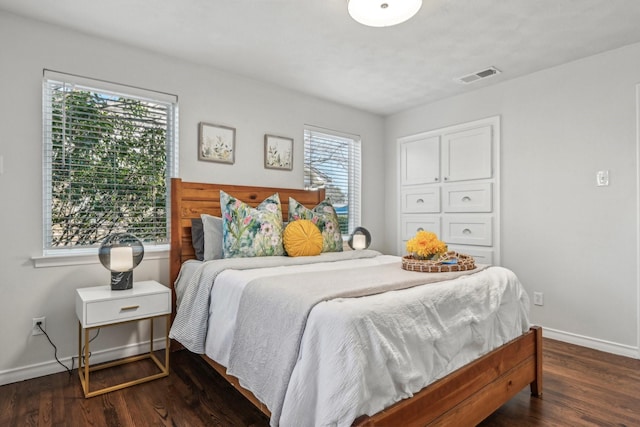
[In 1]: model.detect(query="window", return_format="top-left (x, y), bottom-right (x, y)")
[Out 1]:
top-left (304, 126), bottom-right (361, 235)
top-left (42, 71), bottom-right (178, 254)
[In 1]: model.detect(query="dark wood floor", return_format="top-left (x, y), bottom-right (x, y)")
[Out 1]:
top-left (1, 338), bottom-right (639, 426)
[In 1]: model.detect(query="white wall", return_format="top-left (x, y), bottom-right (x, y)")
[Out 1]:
top-left (0, 11), bottom-right (385, 383)
top-left (385, 43), bottom-right (640, 357)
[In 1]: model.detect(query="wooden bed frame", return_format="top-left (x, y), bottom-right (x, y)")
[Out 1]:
top-left (169, 178), bottom-right (543, 426)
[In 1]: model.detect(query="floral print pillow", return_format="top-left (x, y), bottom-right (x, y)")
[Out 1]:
top-left (220, 190), bottom-right (285, 258)
top-left (288, 197), bottom-right (343, 253)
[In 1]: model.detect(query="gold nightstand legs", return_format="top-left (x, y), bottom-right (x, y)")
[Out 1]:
top-left (78, 314), bottom-right (170, 398)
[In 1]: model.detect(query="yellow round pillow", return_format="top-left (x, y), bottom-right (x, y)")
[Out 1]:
top-left (283, 220), bottom-right (323, 257)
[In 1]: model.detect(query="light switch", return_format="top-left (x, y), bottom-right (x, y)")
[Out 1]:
top-left (596, 170), bottom-right (609, 186)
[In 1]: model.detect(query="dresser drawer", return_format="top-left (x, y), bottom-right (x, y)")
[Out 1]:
top-left (447, 245), bottom-right (494, 264)
top-left (401, 215), bottom-right (441, 240)
top-left (401, 186), bottom-right (440, 213)
top-left (443, 216), bottom-right (492, 246)
top-left (443, 183), bottom-right (492, 212)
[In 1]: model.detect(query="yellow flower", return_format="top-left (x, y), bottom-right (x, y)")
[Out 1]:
top-left (406, 231), bottom-right (447, 259)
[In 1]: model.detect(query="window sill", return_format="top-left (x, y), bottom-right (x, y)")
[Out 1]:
top-left (32, 245), bottom-right (169, 268)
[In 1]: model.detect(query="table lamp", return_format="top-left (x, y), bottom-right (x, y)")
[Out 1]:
top-left (348, 227), bottom-right (371, 250)
top-left (98, 233), bottom-right (144, 290)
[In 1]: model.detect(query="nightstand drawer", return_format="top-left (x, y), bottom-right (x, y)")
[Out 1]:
top-left (86, 293), bottom-right (169, 326)
top-left (76, 281), bottom-right (171, 328)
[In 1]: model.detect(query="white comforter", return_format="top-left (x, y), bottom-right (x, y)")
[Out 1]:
top-left (194, 254), bottom-right (530, 427)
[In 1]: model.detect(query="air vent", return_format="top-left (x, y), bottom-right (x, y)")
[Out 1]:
top-left (455, 66), bottom-right (501, 84)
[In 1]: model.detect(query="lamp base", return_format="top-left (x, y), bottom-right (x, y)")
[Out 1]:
top-left (111, 271), bottom-right (133, 290)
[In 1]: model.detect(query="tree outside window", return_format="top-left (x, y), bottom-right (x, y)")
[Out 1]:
top-left (303, 127), bottom-right (361, 235)
top-left (43, 73), bottom-right (178, 252)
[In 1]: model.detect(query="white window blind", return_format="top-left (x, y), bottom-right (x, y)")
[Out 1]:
top-left (42, 70), bottom-right (178, 253)
top-left (304, 126), bottom-right (361, 235)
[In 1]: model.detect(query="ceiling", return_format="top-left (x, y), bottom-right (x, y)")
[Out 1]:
top-left (2, 0), bottom-right (640, 116)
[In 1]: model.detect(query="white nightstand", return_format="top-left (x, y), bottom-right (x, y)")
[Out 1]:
top-left (76, 280), bottom-right (171, 398)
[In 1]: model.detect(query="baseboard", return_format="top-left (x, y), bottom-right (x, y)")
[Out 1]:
top-left (0, 337), bottom-right (167, 387)
top-left (542, 327), bottom-right (640, 359)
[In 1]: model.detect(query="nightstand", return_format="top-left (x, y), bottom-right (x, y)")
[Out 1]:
top-left (75, 280), bottom-right (171, 398)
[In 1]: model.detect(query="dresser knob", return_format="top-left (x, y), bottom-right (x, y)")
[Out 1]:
top-left (462, 228), bottom-right (472, 235)
top-left (416, 198), bottom-right (424, 204)
top-left (462, 196), bottom-right (471, 202)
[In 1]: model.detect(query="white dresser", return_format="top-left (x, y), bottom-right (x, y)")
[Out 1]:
top-left (398, 116), bottom-right (500, 265)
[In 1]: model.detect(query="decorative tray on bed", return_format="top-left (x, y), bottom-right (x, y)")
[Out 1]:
top-left (401, 251), bottom-right (476, 273)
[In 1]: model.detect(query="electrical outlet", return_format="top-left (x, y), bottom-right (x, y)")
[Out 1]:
top-left (533, 292), bottom-right (544, 306)
top-left (32, 317), bottom-right (46, 336)
top-left (596, 170), bottom-right (609, 186)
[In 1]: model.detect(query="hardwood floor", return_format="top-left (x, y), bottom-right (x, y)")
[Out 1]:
top-left (1, 338), bottom-right (639, 426)
top-left (480, 338), bottom-right (640, 427)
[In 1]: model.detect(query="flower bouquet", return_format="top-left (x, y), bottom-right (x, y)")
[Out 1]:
top-left (405, 230), bottom-right (447, 260)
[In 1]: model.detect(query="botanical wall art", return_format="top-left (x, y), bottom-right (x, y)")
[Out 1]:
top-left (264, 134), bottom-right (293, 170)
top-left (199, 122), bottom-right (236, 164)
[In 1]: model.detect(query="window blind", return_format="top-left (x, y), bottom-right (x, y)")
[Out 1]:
top-left (42, 71), bottom-right (178, 252)
top-left (304, 127), bottom-right (361, 235)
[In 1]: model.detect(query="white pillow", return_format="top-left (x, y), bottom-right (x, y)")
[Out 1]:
top-left (201, 214), bottom-right (223, 261)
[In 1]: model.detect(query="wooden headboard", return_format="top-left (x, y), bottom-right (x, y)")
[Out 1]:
top-left (169, 178), bottom-right (325, 293)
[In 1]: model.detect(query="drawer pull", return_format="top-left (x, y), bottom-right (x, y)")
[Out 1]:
top-left (417, 227), bottom-right (424, 232)
top-left (120, 305), bottom-right (140, 311)
top-left (416, 198), bottom-right (424, 204)
top-left (434, 177), bottom-right (439, 181)
top-left (462, 228), bottom-right (472, 235)
top-left (462, 196), bottom-right (471, 202)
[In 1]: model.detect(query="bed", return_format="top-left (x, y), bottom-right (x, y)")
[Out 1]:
top-left (168, 178), bottom-right (542, 427)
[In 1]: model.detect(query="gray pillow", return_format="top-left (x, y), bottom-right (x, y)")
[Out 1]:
top-left (201, 214), bottom-right (223, 261)
top-left (191, 218), bottom-right (205, 261)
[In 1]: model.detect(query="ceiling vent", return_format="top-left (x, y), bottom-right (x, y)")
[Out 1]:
top-left (455, 66), bottom-right (501, 84)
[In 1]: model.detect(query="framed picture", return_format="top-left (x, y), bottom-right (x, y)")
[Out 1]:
top-left (198, 122), bottom-right (236, 164)
top-left (264, 134), bottom-right (293, 170)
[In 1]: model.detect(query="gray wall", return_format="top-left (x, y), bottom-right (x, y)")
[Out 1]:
top-left (0, 11), bottom-right (385, 383)
top-left (385, 43), bottom-right (640, 356)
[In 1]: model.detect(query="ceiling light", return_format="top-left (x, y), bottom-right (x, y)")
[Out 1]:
top-left (348, 0), bottom-right (422, 27)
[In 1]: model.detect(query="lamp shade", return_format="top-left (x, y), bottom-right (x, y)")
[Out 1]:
top-left (348, 227), bottom-right (371, 250)
top-left (348, 0), bottom-right (422, 27)
top-left (99, 233), bottom-right (144, 290)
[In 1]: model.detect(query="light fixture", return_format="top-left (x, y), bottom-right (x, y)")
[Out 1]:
top-left (348, 0), bottom-right (422, 27)
top-left (348, 227), bottom-right (371, 250)
top-left (99, 233), bottom-right (144, 290)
